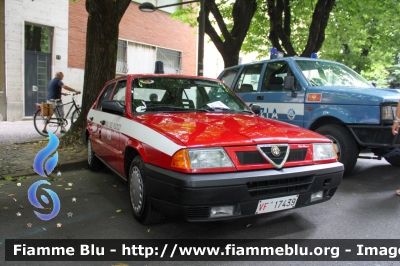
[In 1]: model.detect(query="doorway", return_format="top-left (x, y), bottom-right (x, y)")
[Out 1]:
top-left (24, 24), bottom-right (52, 117)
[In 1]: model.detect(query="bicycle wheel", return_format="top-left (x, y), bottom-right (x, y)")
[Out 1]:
top-left (33, 109), bottom-right (60, 136)
top-left (71, 108), bottom-right (81, 125)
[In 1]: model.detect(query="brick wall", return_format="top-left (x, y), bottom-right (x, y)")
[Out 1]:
top-left (68, 0), bottom-right (197, 75)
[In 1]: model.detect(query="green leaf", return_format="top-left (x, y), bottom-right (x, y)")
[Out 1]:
top-left (4, 176), bottom-right (17, 181)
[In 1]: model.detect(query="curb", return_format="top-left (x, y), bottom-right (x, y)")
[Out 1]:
top-left (56, 159), bottom-right (88, 173)
top-left (0, 159), bottom-right (88, 179)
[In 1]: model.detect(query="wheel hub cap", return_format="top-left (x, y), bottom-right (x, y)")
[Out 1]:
top-left (130, 166), bottom-right (143, 213)
top-left (88, 141), bottom-right (92, 165)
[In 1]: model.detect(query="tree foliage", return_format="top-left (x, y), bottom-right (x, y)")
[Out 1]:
top-left (245, 0), bottom-right (400, 86)
top-left (267, 0), bottom-right (335, 57)
top-left (320, 0), bottom-right (400, 86)
top-left (386, 65), bottom-right (400, 89)
top-left (243, 0), bottom-right (335, 57)
top-left (176, 0), bottom-right (400, 87)
top-left (172, 0), bottom-right (257, 68)
top-left (61, 0), bottom-right (131, 146)
top-left (174, 0), bottom-right (335, 65)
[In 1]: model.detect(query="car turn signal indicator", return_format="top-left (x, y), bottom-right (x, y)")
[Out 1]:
top-left (171, 149), bottom-right (191, 169)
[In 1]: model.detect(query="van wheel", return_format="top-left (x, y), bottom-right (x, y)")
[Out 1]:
top-left (129, 155), bottom-right (162, 224)
top-left (88, 139), bottom-right (102, 171)
top-left (316, 124), bottom-right (358, 175)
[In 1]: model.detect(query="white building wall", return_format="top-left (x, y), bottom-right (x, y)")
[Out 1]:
top-left (203, 38), bottom-right (224, 79)
top-left (202, 36), bottom-right (268, 80)
top-left (5, 0), bottom-right (82, 121)
top-left (4, 0), bottom-right (263, 121)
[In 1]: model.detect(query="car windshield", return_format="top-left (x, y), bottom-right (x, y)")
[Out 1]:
top-left (295, 60), bottom-right (373, 88)
top-left (131, 77), bottom-right (251, 113)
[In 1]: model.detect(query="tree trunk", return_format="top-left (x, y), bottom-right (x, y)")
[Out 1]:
top-left (60, 0), bottom-right (131, 147)
top-left (267, 0), bottom-right (296, 56)
top-left (301, 0), bottom-right (335, 57)
top-left (266, 0), bottom-right (335, 57)
top-left (204, 0), bottom-right (257, 68)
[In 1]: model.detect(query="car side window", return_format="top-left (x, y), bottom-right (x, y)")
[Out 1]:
top-left (261, 61), bottom-right (298, 91)
top-left (233, 64), bottom-right (263, 93)
top-left (97, 83), bottom-right (115, 110)
top-left (112, 80), bottom-right (127, 105)
top-left (220, 68), bottom-right (240, 88)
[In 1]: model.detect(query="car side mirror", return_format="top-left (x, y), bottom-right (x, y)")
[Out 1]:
top-left (250, 104), bottom-right (261, 115)
top-left (284, 75), bottom-right (294, 90)
top-left (102, 100), bottom-right (125, 116)
top-left (284, 76), bottom-right (297, 98)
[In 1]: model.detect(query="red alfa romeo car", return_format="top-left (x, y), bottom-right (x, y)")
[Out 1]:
top-left (86, 74), bottom-right (343, 224)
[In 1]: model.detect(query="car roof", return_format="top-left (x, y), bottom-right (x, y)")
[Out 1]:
top-left (222, 57), bottom-right (344, 71)
top-left (106, 74), bottom-right (222, 84)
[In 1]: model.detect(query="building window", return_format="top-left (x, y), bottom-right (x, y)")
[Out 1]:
top-left (116, 40), bottom-right (128, 74)
top-left (122, 41), bottom-right (183, 75)
top-left (156, 47), bottom-right (182, 74)
top-left (25, 24), bottom-right (52, 53)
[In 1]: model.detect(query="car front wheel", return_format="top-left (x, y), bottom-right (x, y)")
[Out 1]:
top-left (87, 139), bottom-right (102, 171)
top-left (129, 155), bottom-right (162, 224)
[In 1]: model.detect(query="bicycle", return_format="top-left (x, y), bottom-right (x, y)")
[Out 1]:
top-left (33, 93), bottom-right (81, 136)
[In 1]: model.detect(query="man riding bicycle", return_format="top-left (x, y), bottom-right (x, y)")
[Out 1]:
top-left (42, 71), bottom-right (81, 134)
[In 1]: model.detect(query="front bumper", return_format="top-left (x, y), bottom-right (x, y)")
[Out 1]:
top-left (144, 162), bottom-right (344, 222)
top-left (349, 125), bottom-right (400, 147)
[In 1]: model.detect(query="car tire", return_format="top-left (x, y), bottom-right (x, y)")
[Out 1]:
top-left (88, 139), bottom-right (102, 171)
top-left (384, 154), bottom-right (400, 167)
top-left (129, 155), bottom-right (162, 224)
top-left (316, 124), bottom-right (358, 175)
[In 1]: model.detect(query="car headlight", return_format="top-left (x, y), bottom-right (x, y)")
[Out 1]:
top-left (171, 148), bottom-right (234, 170)
top-left (381, 105), bottom-right (394, 121)
top-left (313, 143), bottom-right (337, 162)
top-left (381, 104), bottom-right (398, 123)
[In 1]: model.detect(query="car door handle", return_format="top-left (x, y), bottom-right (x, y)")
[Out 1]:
top-left (100, 120), bottom-right (105, 125)
top-left (89, 117), bottom-right (93, 121)
top-left (257, 95), bottom-right (264, 100)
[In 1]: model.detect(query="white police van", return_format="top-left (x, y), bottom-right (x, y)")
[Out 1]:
top-left (218, 53), bottom-right (400, 174)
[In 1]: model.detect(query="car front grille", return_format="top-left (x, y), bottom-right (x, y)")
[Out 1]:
top-left (187, 206), bottom-right (209, 218)
top-left (247, 175), bottom-right (314, 198)
top-left (236, 148), bottom-right (308, 165)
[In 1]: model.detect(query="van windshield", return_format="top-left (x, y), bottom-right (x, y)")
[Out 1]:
top-left (295, 60), bottom-right (373, 88)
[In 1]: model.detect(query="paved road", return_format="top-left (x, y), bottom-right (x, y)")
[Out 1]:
top-left (0, 121), bottom-right (70, 144)
top-left (1, 157), bottom-right (399, 265)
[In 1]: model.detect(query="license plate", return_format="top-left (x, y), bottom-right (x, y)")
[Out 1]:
top-left (255, 194), bottom-right (299, 214)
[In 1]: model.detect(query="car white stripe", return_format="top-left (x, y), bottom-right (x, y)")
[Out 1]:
top-left (88, 109), bottom-right (185, 156)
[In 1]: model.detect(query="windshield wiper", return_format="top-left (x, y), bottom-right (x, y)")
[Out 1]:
top-left (197, 107), bottom-right (253, 114)
top-left (240, 110), bottom-right (254, 114)
top-left (144, 105), bottom-right (195, 111)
